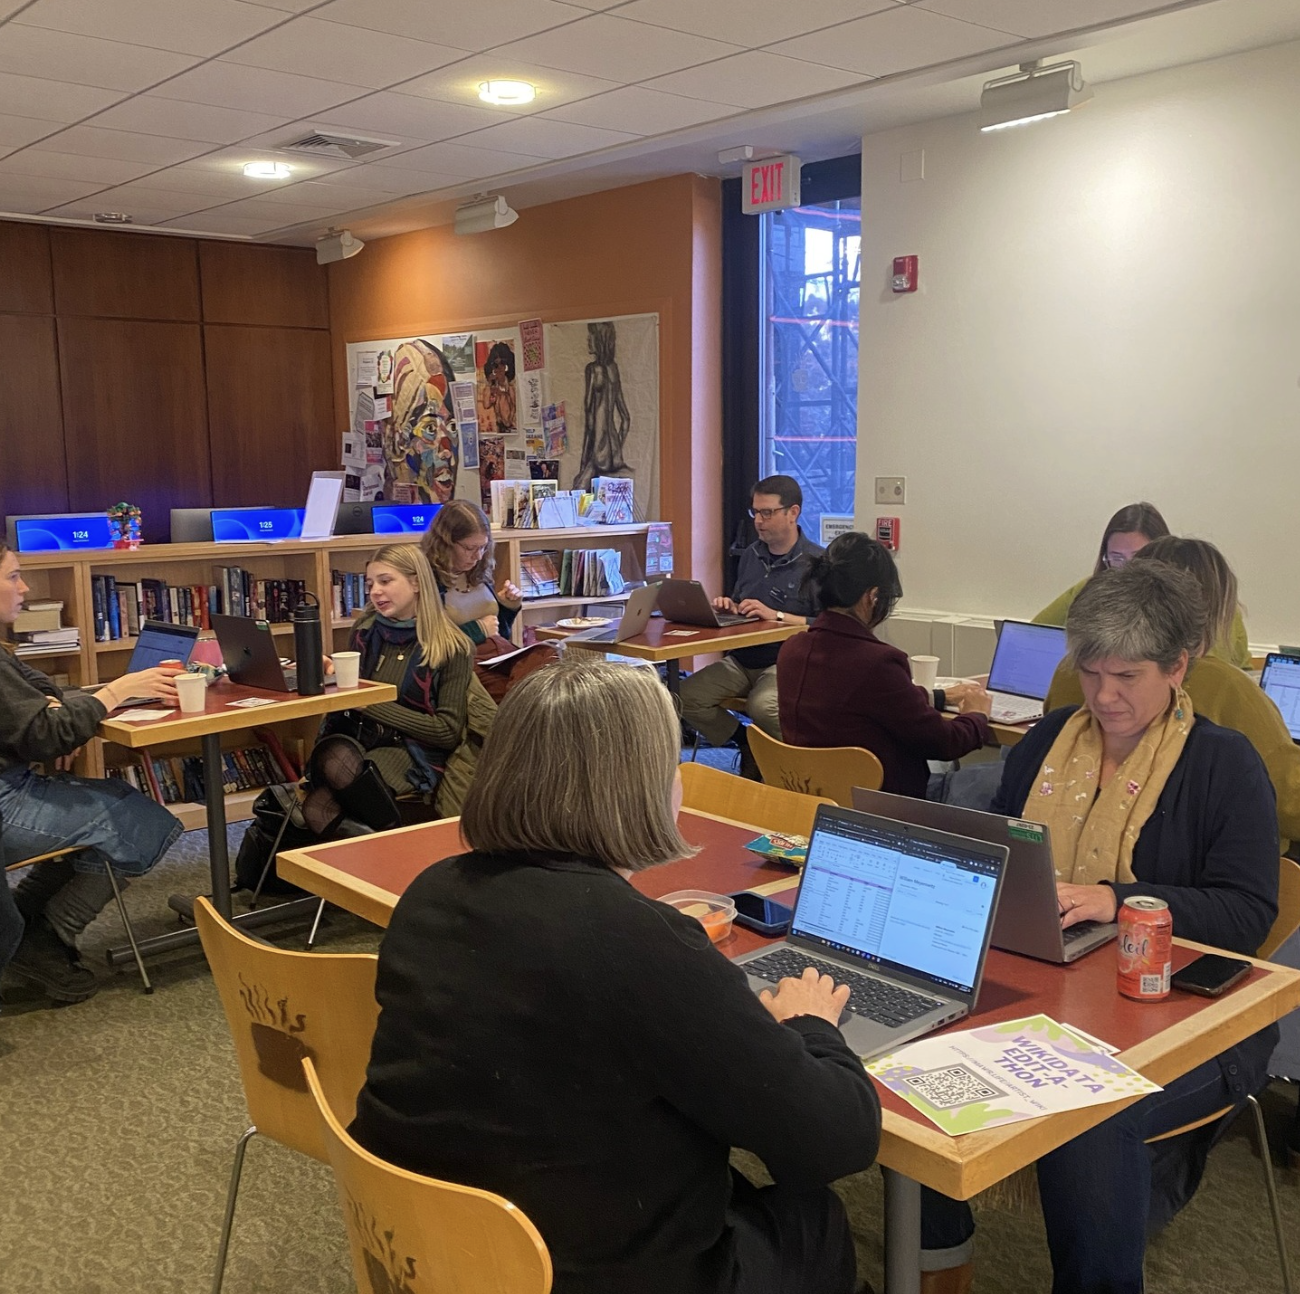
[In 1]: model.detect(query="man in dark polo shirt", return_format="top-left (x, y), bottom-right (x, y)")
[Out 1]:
top-left (680, 476), bottom-right (822, 771)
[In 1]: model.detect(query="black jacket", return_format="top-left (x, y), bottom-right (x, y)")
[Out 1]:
top-left (352, 849), bottom-right (881, 1294)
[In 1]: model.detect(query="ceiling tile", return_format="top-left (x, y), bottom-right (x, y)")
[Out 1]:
top-left (492, 13), bottom-right (744, 81)
top-left (314, 0), bottom-right (588, 52)
top-left (913, 0), bottom-right (1166, 40)
top-left (52, 182), bottom-right (221, 220)
top-left (180, 145), bottom-right (357, 185)
top-left (130, 165), bottom-right (287, 198)
top-left (312, 90), bottom-right (501, 140)
top-left (28, 125), bottom-right (212, 165)
top-left (457, 115), bottom-right (636, 158)
top-left (616, 0), bottom-right (896, 49)
top-left (208, 193), bottom-right (360, 224)
top-left (771, 5), bottom-right (1014, 77)
top-left (312, 162), bottom-right (467, 194)
top-left (645, 50), bottom-right (866, 108)
top-left (399, 56), bottom-right (620, 115)
top-left (0, 149), bottom-right (158, 185)
top-left (41, 197), bottom-right (207, 225)
top-left (151, 61), bottom-right (369, 119)
top-left (0, 113), bottom-right (64, 150)
top-left (87, 96), bottom-right (290, 144)
top-left (0, 71), bottom-right (126, 122)
top-left (0, 26), bottom-right (200, 93)
top-left (241, 0), bottom-right (323, 10)
top-left (160, 209), bottom-right (280, 235)
top-left (222, 17), bottom-right (470, 90)
top-left (0, 172), bottom-right (106, 204)
top-left (542, 84), bottom-right (738, 133)
top-left (373, 139), bottom-right (545, 178)
top-left (13, 0), bottom-right (286, 57)
top-left (556, 0), bottom-right (625, 8)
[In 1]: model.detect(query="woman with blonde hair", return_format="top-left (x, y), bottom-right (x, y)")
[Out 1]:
top-left (352, 658), bottom-right (882, 1294)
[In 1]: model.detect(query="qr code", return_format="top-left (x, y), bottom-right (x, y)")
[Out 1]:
top-left (902, 1065), bottom-right (1006, 1109)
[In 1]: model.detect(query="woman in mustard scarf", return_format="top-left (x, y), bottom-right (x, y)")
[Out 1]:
top-left (921, 561), bottom-right (1279, 1294)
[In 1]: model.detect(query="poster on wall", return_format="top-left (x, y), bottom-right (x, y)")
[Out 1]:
top-left (479, 434), bottom-right (504, 509)
top-left (545, 314), bottom-right (659, 516)
top-left (474, 335), bottom-right (519, 436)
top-left (520, 318), bottom-right (545, 371)
top-left (440, 333), bottom-right (475, 377)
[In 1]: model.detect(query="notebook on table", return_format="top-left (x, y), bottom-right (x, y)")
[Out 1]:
top-left (982, 620), bottom-right (1069, 724)
top-left (733, 805), bottom-right (1007, 1060)
top-left (851, 787), bottom-right (1116, 963)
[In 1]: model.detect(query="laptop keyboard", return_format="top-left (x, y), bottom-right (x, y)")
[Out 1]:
top-left (1062, 919), bottom-right (1105, 945)
top-left (989, 691), bottom-right (1044, 724)
top-left (715, 611), bottom-right (755, 627)
top-left (744, 949), bottom-right (943, 1026)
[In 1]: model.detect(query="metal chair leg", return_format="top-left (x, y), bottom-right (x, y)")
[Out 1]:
top-left (212, 1125), bottom-right (258, 1294)
top-left (304, 899), bottom-right (326, 951)
top-left (249, 802), bottom-right (295, 911)
top-left (103, 863), bottom-right (152, 994)
top-left (1246, 1094), bottom-right (1294, 1294)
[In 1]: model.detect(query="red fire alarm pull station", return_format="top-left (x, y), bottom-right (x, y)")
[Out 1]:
top-left (876, 517), bottom-right (901, 551)
top-left (892, 256), bottom-right (918, 293)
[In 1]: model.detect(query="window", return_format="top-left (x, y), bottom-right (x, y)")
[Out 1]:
top-left (758, 196), bottom-right (861, 545)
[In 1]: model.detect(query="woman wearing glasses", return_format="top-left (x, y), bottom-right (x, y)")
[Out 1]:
top-left (1032, 502), bottom-right (1251, 668)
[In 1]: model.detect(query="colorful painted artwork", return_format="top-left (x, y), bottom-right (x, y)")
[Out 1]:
top-left (475, 336), bottom-right (518, 436)
top-left (388, 339), bottom-right (460, 504)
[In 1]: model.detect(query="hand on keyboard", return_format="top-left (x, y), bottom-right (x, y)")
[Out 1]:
top-left (758, 966), bottom-right (851, 1028)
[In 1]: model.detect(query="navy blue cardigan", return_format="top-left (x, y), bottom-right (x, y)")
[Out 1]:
top-left (994, 707), bottom-right (1279, 1098)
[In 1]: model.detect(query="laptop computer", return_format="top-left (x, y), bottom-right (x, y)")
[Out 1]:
top-left (851, 787), bottom-right (1116, 963)
top-left (1260, 652), bottom-right (1300, 742)
top-left (115, 620), bottom-right (202, 706)
top-left (733, 806), bottom-right (1007, 1059)
top-left (982, 620), bottom-right (1069, 724)
top-left (566, 583), bottom-right (661, 644)
top-left (655, 579), bottom-right (757, 628)
top-left (212, 614), bottom-right (335, 693)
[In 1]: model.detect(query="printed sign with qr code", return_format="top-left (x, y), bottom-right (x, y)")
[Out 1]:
top-left (902, 1065), bottom-right (1008, 1110)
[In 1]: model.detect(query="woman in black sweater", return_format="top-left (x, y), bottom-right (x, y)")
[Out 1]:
top-left (352, 657), bottom-right (882, 1294)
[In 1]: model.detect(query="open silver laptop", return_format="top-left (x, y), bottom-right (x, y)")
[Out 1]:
top-left (655, 579), bottom-right (757, 628)
top-left (983, 620), bottom-right (1069, 724)
top-left (565, 583), bottom-right (661, 644)
top-left (734, 806), bottom-right (1007, 1060)
top-left (1260, 653), bottom-right (1300, 743)
top-left (852, 788), bottom-right (1116, 963)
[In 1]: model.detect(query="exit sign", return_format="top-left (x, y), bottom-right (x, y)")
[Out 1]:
top-left (741, 154), bottom-right (802, 214)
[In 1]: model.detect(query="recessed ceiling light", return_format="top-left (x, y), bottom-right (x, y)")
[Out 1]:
top-left (478, 79), bottom-right (536, 106)
top-left (243, 160), bottom-right (292, 179)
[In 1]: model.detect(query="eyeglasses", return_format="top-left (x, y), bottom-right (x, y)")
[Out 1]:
top-left (1103, 552), bottom-right (1131, 569)
top-left (748, 505), bottom-right (792, 521)
top-left (454, 539), bottom-right (489, 556)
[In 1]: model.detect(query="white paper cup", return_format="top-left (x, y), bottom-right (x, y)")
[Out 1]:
top-left (910, 654), bottom-right (940, 690)
top-left (174, 670), bottom-right (207, 714)
top-left (332, 651), bottom-right (361, 690)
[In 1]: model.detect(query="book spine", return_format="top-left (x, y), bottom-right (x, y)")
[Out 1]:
top-left (91, 576), bottom-right (108, 642)
top-left (105, 575), bottom-right (120, 640)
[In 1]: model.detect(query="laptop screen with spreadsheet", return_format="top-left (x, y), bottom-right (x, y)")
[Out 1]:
top-left (1261, 653), bottom-right (1300, 741)
top-left (986, 620), bottom-right (1069, 701)
top-left (790, 810), bottom-right (1003, 998)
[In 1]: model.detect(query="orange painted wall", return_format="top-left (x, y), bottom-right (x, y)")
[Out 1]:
top-left (328, 173), bottom-right (722, 585)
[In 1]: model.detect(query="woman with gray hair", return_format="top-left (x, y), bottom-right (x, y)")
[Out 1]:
top-left (351, 657), bottom-right (882, 1294)
top-left (921, 560), bottom-right (1279, 1294)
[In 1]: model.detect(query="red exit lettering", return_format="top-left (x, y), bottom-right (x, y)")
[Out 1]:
top-left (749, 160), bottom-right (786, 207)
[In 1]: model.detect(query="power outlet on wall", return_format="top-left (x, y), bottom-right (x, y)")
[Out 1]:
top-left (875, 476), bottom-right (906, 505)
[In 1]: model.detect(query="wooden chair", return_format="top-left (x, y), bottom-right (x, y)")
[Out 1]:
top-left (304, 1057), bottom-right (553, 1294)
top-left (745, 726), bottom-right (885, 807)
top-left (3, 839), bottom-right (152, 993)
top-left (1141, 858), bottom-right (1300, 1294)
top-left (679, 762), bottom-right (834, 838)
top-left (194, 896), bottom-right (380, 1294)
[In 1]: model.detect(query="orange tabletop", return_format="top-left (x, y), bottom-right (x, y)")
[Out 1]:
top-left (538, 616), bottom-right (804, 663)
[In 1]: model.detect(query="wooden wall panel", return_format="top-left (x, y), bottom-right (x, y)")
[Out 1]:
top-left (0, 314), bottom-right (68, 523)
top-left (204, 325), bottom-right (335, 507)
top-left (199, 242), bottom-right (328, 328)
top-left (51, 228), bottom-right (200, 321)
top-left (58, 317), bottom-right (211, 542)
top-left (0, 221), bottom-right (54, 314)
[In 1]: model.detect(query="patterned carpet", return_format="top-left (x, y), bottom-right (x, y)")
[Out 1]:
top-left (1, 819), bottom-right (1297, 1294)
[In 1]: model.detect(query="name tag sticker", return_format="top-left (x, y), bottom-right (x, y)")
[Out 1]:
top-left (1008, 820), bottom-right (1045, 843)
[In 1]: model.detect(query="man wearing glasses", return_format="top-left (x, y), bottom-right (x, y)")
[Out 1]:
top-left (680, 475), bottom-right (822, 775)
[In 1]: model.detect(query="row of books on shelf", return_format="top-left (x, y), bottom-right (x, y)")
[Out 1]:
top-left (89, 570), bottom-right (307, 642)
top-left (106, 741), bottom-right (295, 806)
top-left (11, 599), bottom-right (80, 656)
top-left (519, 549), bottom-right (627, 599)
top-left (330, 569), bottom-right (368, 620)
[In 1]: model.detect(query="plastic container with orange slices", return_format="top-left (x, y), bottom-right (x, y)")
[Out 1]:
top-left (659, 890), bottom-right (736, 943)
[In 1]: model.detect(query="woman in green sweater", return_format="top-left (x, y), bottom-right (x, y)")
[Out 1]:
top-left (1033, 501), bottom-right (1251, 666)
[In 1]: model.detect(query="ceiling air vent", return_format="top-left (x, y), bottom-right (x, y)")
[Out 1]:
top-left (279, 132), bottom-right (398, 160)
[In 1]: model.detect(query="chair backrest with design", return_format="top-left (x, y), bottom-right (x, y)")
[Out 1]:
top-left (679, 762), bottom-right (834, 838)
top-left (194, 896), bottom-right (379, 1161)
top-left (1258, 855), bottom-right (1300, 960)
top-left (304, 1057), bottom-right (553, 1294)
top-left (745, 726), bottom-right (885, 807)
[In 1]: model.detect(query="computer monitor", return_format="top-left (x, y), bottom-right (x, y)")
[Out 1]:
top-left (371, 503), bottom-right (442, 534)
top-left (211, 507), bottom-right (304, 542)
top-left (6, 513), bottom-right (116, 553)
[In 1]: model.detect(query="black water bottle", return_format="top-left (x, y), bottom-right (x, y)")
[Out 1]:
top-left (292, 592), bottom-right (324, 696)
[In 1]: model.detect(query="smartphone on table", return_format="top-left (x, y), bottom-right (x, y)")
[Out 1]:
top-left (1170, 954), bottom-right (1251, 998)
top-left (729, 891), bottom-right (794, 937)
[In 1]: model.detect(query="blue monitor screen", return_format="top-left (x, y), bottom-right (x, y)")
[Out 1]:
top-left (12, 515), bottom-right (115, 552)
top-left (372, 503), bottom-right (442, 534)
top-left (211, 508), bottom-right (304, 542)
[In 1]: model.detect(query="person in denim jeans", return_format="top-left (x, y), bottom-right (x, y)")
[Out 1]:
top-left (0, 541), bottom-right (182, 1005)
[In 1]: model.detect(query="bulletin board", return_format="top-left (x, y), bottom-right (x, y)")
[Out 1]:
top-left (343, 313), bottom-right (660, 520)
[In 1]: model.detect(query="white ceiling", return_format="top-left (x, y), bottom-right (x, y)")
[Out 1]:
top-left (0, 0), bottom-right (1295, 244)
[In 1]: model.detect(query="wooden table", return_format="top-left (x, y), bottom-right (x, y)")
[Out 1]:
top-left (536, 617), bottom-right (804, 692)
top-left (98, 677), bottom-right (395, 958)
top-left (280, 810), bottom-right (1300, 1293)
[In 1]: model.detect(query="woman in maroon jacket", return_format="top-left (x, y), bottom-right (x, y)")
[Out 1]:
top-left (778, 532), bottom-right (991, 796)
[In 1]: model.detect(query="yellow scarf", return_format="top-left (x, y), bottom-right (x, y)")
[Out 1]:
top-left (1028, 689), bottom-right (1194, 885)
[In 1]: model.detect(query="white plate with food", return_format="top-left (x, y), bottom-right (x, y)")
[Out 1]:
top-left (556, 616), bottom-right (611, 629)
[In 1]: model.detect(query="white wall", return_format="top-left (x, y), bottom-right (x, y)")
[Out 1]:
top-left (856, 39), bottom-right (1300, 646)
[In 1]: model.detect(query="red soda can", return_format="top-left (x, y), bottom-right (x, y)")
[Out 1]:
top-left (1117, 897), bottom-right (1172, 1000)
